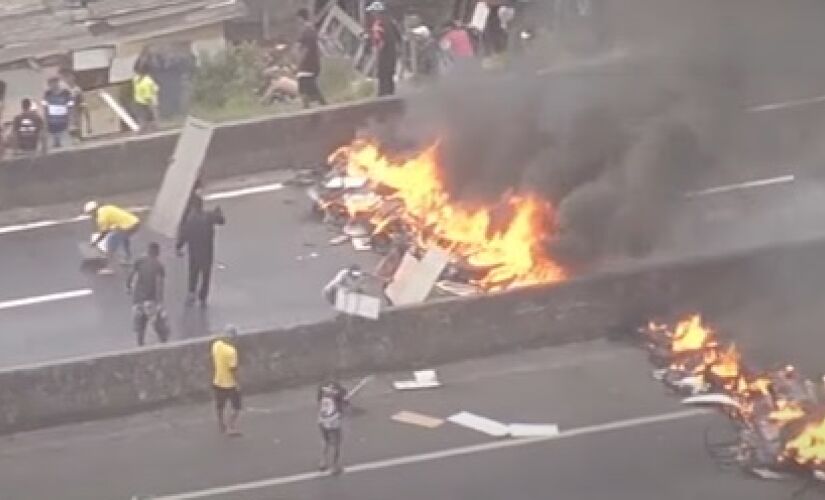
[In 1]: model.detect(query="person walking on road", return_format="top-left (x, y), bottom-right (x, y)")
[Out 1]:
top-left (295, 8), bottom-right (327, 108)
top-left (127, 242), bottom-right (170, 346)
top-left (176, 203), bottom-right (225, 307)
top-left (317, 378), bottom-right (347, 475)
top-left (211, 326), bottom-right (242, 436)
top-left (84, 201), bottom-right (141, 274)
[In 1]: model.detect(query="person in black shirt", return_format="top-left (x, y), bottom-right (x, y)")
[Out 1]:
top-left (295, 8), bottom-right (327, 108)
top-left (127, 242), bottom-right (169, 346)
top-left (176, 203), bottom-right (225, 307)
top-left (12, 99), bottom-right (45, 155)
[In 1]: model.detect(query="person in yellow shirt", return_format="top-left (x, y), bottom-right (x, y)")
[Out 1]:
top-left (84, 201), bottom-right (141, 272)
top-left (212, 325), bottom-right (242, 435)
top-left (132, 66), bottom-right (159, 132)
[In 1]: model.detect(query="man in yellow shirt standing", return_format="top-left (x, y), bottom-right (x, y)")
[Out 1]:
top-left (84, 200), bottom-right (141, 273)
top-left (212, 325), bottom-right (242, 436)
top-left (132, 66), bottom-right (159, 132)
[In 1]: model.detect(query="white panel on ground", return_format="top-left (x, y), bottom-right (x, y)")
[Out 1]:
top-left (507, 424), bottom-right (560, 438)
top-left (385, 248), bottom-right (449, 306)
top-left (148, 117), bottom-right (215, 238)
top-left (447, 411), bottom-right (509, 438)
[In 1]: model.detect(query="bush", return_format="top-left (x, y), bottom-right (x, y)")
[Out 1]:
top-left (191, 43), bottom-right (267, 110)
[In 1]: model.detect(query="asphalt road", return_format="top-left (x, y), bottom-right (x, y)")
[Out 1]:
top-left (0, 173), bottom-right (378, 368)
top-left (0, 340), bottom-right (809, 500)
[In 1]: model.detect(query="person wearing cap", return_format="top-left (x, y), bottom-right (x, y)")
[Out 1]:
top-left (84, 201), bottom-right (141, 272)
top-left (317, 378), bottom-right (348, 475)
top-left (211, 326), bottom-right (242, 435)
top-left (42, 76), bottom-right (74, 148)
top-left (365, 1), bottom-right (402, 96)
top-left (322, 265), bottom-right (365, 305)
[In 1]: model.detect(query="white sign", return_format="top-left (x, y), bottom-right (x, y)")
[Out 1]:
top-left (148, 117), bottom-right (215, 238)
top-left (334, 288), bottom-right (382, 320)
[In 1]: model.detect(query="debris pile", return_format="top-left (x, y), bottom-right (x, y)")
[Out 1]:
top-left (642, 314), bottom-right (825, 483)
top-left (304, 138), bottom-right (567, 300)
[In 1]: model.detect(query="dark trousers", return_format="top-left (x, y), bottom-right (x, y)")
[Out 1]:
top-left (188, 257), bottom-right (213, 302)
top-left (377, 72), bottom-right (395, 96)
top-left (298, 75), bottom-right (327, 107)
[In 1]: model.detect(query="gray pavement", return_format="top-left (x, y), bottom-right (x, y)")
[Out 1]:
top-left (0, 172), bottom-right (378, 368)
top-left (0, 340), bottom-right (809, 500)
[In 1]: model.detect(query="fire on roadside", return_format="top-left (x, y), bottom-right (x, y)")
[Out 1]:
top-left (327, 139), bottom-right (566, 291)
top-left (643, 314), bottom-right (825, 471)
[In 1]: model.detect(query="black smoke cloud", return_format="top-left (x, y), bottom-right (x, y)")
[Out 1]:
top-left (360, 0), bottom-right (825, 271)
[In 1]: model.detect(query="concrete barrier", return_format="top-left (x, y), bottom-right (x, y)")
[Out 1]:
top-left (4, 235), bottom-right (825, 434)
top-left (0, 98), bottom-right (404, 210)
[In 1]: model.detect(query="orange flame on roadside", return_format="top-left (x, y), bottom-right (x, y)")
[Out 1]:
top-left (331, 139), bottom-right (566, 290)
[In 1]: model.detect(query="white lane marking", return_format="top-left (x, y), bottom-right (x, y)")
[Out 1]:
top-left (0, 182), bottom-right (284, 237)
top-left (152, 408), bottom-right (706, 500)
top-left (0, 289), bottom-right (93, 311)
top-left (204, 182), bottom-right (283, 201)
top-left (684, 174), bottom-right (795, 198)
top-left (748, 95), bottom-right (825, 113)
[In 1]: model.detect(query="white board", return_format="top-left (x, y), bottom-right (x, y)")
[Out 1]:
top-left (334, 288), bottom-right (382, 320)
top-left (385, 248), bottom-right (449, 306)
top-left (99, 90), bottom-right (139, 132)
top-left (507, 424), bottom-right (560, 438)
top-left (469, 1), bottom-right (490, 31)
top-left (448, 411), bottom-right (509, 438)
top-left (147, 117), bottom-right (215, 238)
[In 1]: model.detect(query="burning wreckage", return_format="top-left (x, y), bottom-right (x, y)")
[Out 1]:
top-left (642, 315), bottom-right (825, 492)
top-left (301, 138), bottom-right (567, 308)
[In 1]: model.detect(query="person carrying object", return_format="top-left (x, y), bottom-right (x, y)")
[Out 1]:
top-left (176, 202), bottom-right (225, 307)
top-left (127, 242), bottom-right (170, 346)
top-left (84, 201), bottom-right (141, 274)
top-left (317, 378), bottom-right (348, 475)
top-left (294, 8), bottom-right (327, 108)
top-left (365, 1), bottom-right (402, 97)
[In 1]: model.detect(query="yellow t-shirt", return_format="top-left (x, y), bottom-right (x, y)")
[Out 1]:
top-left (212, 340), bottom-right (238, 389)
top-left (96, 205), bottom-right (139, 232)
top-left (133, 75), bottom-right (159, 106)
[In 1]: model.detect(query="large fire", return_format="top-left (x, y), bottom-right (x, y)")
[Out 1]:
top-left (329, 139), bottom-right (565, 290)
top-left (643, 314), bottom-right (825, 473)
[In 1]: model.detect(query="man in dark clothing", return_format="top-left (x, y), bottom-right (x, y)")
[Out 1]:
top-left (127, 242), bottom-right (169, 346)
top-left (176, 204), bottom-right (225, 307)
top-left (366, 1), bottom-right (401, 96)
top-left (317, 379), bottom-right (348, 475)
top-left (295, 8), bottom-right (327, 108)
top-left (42, 76), bottom-right (74, 148)
top-left (12, 99), bottom-right (45, 155)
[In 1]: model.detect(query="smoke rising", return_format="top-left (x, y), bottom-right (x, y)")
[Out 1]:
top-left (363, 0), bottom-right (825, 271)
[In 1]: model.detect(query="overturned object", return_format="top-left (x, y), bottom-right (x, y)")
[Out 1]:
top-left (393, 370), bottom-right (441, 390)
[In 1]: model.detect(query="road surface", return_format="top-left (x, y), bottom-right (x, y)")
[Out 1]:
top-left (0, 340), bottom-right (807, 500)
top-left (0, 172), bottom-right (378, 368)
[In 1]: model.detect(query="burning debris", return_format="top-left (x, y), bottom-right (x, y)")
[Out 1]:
top-left (641, 314), bottom-right (825, 487)
top-left (306, 137), bottom-right (567, 302)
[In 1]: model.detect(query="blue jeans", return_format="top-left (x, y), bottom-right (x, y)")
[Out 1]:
top-left (49, 130), bottom-right (71, 148)
top-left (106, 226), bottom-right (138, 259)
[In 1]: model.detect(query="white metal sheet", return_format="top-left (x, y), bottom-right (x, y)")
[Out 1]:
top-left (448, 411), bottom-right (509, 438)
top-left (385, 248), bottom-right (449, 306)
top-left (147, 117), bottom-right (215, 238)
top-left (73, 47), bottom-right (115, 71)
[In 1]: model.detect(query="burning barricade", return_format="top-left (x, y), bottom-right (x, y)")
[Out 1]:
top-left (641, 314), bottom-right (825, 486)
top-left (304, 138), bottom-right (566, 306)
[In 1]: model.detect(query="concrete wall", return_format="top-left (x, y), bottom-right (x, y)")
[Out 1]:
top-left (0, 97), bottom-right (403, 210)
top-left (4, 235), bottom-right (825, 434)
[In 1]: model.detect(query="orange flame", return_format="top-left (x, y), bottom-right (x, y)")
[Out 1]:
top-left (332, 139), bottom-right (566, 290)
top-left (671, 315), bottom-right (714, 353)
